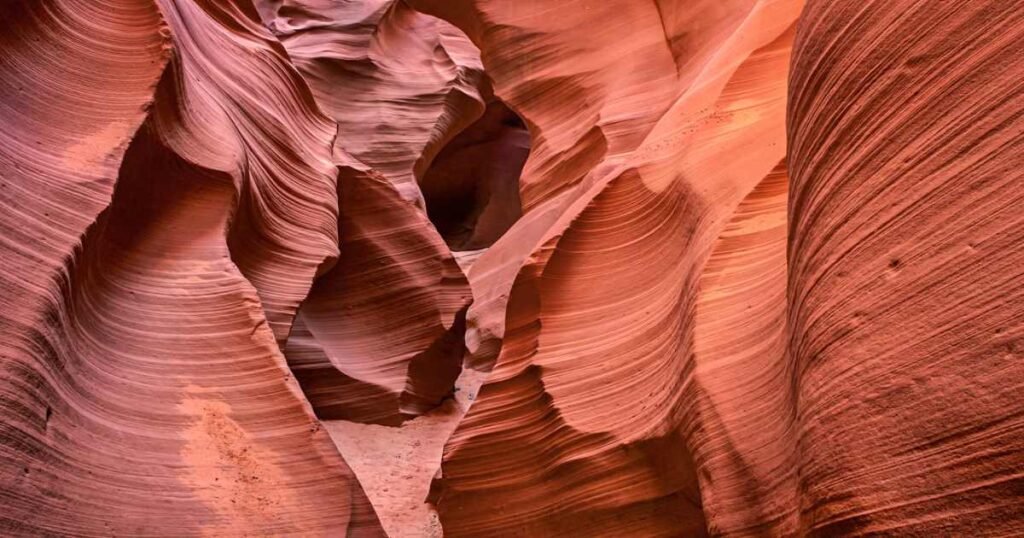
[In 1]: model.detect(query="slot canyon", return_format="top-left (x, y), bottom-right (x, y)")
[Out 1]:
top-left (1, 0), bottom-right (1023, 536)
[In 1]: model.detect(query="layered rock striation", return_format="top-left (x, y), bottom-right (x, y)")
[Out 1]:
top-left (2, 0), bottom-right (1023, 536)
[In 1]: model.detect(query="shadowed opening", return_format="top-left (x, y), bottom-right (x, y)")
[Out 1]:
top-left (420, 98), bottom-right (530, 251)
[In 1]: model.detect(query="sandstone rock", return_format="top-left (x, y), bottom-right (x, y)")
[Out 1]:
top-left (3, 0), bottom-right (1024, 536)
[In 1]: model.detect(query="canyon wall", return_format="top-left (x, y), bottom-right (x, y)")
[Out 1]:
top-left (1, 0), bottom-right (1022, 536)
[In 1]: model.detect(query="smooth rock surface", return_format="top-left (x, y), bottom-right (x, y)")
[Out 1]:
top-left (3, 0), bottom-right (1024, 536)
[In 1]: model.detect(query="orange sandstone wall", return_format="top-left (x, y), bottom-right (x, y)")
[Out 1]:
top-left (1, 0), bottom-right (1023, 536)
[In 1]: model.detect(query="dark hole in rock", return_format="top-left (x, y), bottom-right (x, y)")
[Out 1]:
top-left (420, 97), bottom-right (530, 251)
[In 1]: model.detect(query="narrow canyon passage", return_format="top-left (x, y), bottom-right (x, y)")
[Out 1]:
top-left (2, 0), bottom-right (1024, 537)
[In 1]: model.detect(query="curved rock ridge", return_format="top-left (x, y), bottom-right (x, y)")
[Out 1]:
top-left (788, 1), bottom-right (1024, 534)
top-left (258, 0), bottom-right (488, 208)
top-left (24, 99), bottom-right (381, 536)
top-left (153, 0), bottom-right (340, 345)
top-left (2, 0), bottom-right (375, 534)
top-left (411, 0), bottom-right (770, 212)
top-left (692, 160), bottom-right (796, 535)
top-left (5, 0), bottom-right (1024, 536)
top-left (285, 163), bottom-right (471, 425)
top-left (415, 0), bottom-right (799, 372)
top-left (0, 0), bottom-right (170, 533)
top-left (252, 0), bottom-right (477, 425)
top-left (419, 0), bottom-right (803, 535)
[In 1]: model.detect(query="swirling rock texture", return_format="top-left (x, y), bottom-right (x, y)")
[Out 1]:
top-left (788, 1), bottom-right (1024, 534)
top-left (2, 0), bottom-right (1024, 537)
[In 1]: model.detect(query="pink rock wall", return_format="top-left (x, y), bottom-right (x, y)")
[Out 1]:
top-left (1, 0), bottom-right (1023, 536)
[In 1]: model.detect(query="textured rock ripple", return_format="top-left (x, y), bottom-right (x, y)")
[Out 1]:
top-left (3, 0), bottom-right (1024, 536)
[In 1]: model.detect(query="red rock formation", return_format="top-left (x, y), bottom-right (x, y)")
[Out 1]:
top-left (258, 0), bottom-right (486, 207)
top-left (413, 0), bottom-right (801, 534)
top-left (0, 0), bottom-right (379, 534)
top-left (787, 1), bottom-right (1024, 534)
top-left (284, 165), bottom-right (470, 425)
top-left (4, 0), bottom-right (1024, 536)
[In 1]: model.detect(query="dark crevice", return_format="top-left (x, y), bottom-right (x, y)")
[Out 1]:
top-left (421, 98), bottom-right (530, 251)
